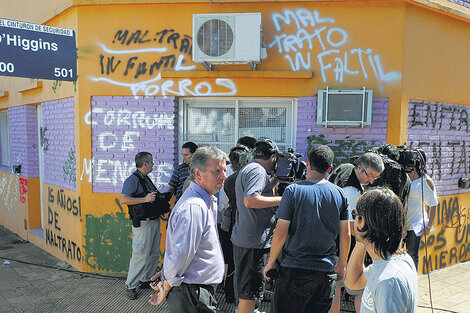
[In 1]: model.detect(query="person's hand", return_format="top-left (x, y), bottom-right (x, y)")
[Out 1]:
top-left (335, 261), bottom-right (346, 283)
top-left (145, 192), bottom-right (157, 203)
top-left (149, 282), bottom-right (168, 306)
top-left (263, 261), bottom-right (274, 281)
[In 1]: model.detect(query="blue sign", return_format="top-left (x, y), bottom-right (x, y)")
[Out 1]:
top-left (0, 18), bottom-right (77, 81)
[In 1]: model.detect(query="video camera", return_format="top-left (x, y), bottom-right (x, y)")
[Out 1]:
top-left (275, 148), bottom-right (307, 195)
top-left (397, 145), bottom-right (425, 175)
top-left (229, 144), bottom-right (251, 170)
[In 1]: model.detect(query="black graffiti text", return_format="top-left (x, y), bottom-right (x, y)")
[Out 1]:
top-left (123, 54), bottom-right (177, 79)
top-left (410, 102), bottom-right (469, 133)
top-left (45, 228), bottom-right (82, 261)
top-left (408, 140), bottom-right (470, 180)
top-left (47, 207), bottom-right (61, 231)
top-left (112, 29), bottom-right (192, 55)
top-left (55, 188), bottom-right (81, 216)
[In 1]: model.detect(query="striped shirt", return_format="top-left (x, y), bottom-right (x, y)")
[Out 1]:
top-left (169, 163), bottom-right (190, 201)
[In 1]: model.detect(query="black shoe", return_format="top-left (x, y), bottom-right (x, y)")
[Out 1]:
top-left (139, 281), bottom-right (152, 289)
top-left (126, 288), bottom-right (137, 300)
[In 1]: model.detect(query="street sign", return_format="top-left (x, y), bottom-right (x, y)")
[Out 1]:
top-left (0, 18), bottom-right (77, 81)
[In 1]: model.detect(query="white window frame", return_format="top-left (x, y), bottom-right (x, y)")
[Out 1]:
top-left (0, 110), bottom-right (10, 166)
top-left (178, 97), bottom-right (297, 163)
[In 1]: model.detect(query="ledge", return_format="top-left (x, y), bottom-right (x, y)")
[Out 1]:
top-left (18, 80), bottom-right (43, 93)
top-left (161, 70), bottom-right (313, 79)
top-left (0, 91), bottom-right (8, 98)
top-left (411, 0), bottom-right (470, 20)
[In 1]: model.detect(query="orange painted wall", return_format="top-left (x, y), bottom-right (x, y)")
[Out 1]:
top-left (418, 195), bottom-right (470, 274)
top-left (0, 1), bottom-right (469, 273)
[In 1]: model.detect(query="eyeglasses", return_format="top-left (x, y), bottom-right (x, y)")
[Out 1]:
top-left (351, 210), bottom-right (362, 220)
top-left (362, 168), bottom-right (381, 181)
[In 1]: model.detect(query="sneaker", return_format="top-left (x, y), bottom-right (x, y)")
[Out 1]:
top-left (126, 288), bottom-right (137, 300)
top-left (139, 281), bottom-right (152, 289)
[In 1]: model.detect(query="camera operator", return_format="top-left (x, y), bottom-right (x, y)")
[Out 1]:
top-left (374, 144), bottom-right (411, 206)
top-left (120, 152), bottom-right (169, 300)
top-left (263, 145), bottom-right (350, 313)
top-left (328, 152), bottom-right (384, 313)
top-left (403, 150), bottom-right (438, 270)
top-left (231, 139), bottom-right (282, 313)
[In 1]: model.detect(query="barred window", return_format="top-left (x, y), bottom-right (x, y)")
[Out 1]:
top-left (180, 98), bottom-right (296, 159)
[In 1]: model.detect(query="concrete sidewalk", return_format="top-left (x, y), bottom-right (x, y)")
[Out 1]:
top-left (1, 225), bottom-right (469, 313)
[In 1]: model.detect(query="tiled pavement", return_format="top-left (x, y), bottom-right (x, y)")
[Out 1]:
top-left (0, 225), bottom-right (468, 313)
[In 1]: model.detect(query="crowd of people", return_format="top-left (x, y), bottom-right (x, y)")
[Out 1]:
top-left (120, 137), bottom-right (437, 313)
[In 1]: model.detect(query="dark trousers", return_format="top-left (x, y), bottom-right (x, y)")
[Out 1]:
top-left (218, 225), bottom-right (235, 302)
top-left (166, 283), bottom-right (218, 313)
top-left (404, 230), bottom-right (421, 270)
top-left (272, 267), bottom-right (336, 313)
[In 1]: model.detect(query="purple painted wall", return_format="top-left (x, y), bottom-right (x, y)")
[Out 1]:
top-left (91, 96), bottom-right (177, 193)
top-left (296, 97), bottom-right (389, 164)
top-left (42, 97), bottom-right (76, 191)
top-left (8, 105), bottom-right (39, 178)
top-left (406, 99), bottom-right (470, 196)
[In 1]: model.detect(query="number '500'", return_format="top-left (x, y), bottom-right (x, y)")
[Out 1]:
top-left (0, 62), bottom-right (14, 73)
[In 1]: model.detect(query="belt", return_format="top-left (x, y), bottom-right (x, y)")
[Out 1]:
top-left (140, 217), bottom-right (157, 221)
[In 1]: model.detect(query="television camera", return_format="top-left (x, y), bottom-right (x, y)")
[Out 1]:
top-left (274, 148), bottom-right (307, 195)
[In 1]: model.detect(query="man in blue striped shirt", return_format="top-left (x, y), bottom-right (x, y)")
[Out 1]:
top-left (149, 146), bottom-right (228, 312)
top-left (168, 141), bottom-right (198, 202)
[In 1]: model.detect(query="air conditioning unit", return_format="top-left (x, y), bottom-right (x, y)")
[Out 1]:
top-left (192, 13), bottom-right (267, 71)
top-left (317, 87), bottom-right (373, 128)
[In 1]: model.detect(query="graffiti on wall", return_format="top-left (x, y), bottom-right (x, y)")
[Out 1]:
top-left (419, 196), bottom-right (470, 273)
top-left (269, 9), bottom-right (401, 84)
top-left (80, 156), bottom-right (173, 191)
top-left (0, 172), bottom-right (20, 216)
top-left (44, 184), bottom-right (82, 263)
top-left (19, 177), bottom-right (28, 204)
top-left (83, 198), bottom-right (132, 272)
top-left (88, 29), bottom-right (237, 98)
top-left (407, 100), bottom-right (470, 195)
top-left (84, 198), bottom-right (167, 272)
top-left (307, 134), bottom-right (381, 167)
top-left (82, 105), bottom-right (175, 190)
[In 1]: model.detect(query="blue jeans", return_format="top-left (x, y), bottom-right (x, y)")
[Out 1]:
top-left (272, 266), bottom-right (336, 313)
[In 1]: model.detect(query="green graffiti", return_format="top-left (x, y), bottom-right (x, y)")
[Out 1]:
top-left (63, 147), bottom-right (76, 183)
top-left (307, 134), bottom-right (380, 167)
top-left (84, 211), bottom-right (133, 272)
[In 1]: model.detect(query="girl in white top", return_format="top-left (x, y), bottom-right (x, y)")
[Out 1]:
top-left (404, 160), bottom-right (438, 270)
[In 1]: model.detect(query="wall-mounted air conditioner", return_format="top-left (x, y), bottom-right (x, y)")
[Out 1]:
top-left (192, 13), bottom-right (266, 71)
top-left (317, 87), bottom-right (373, 128)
